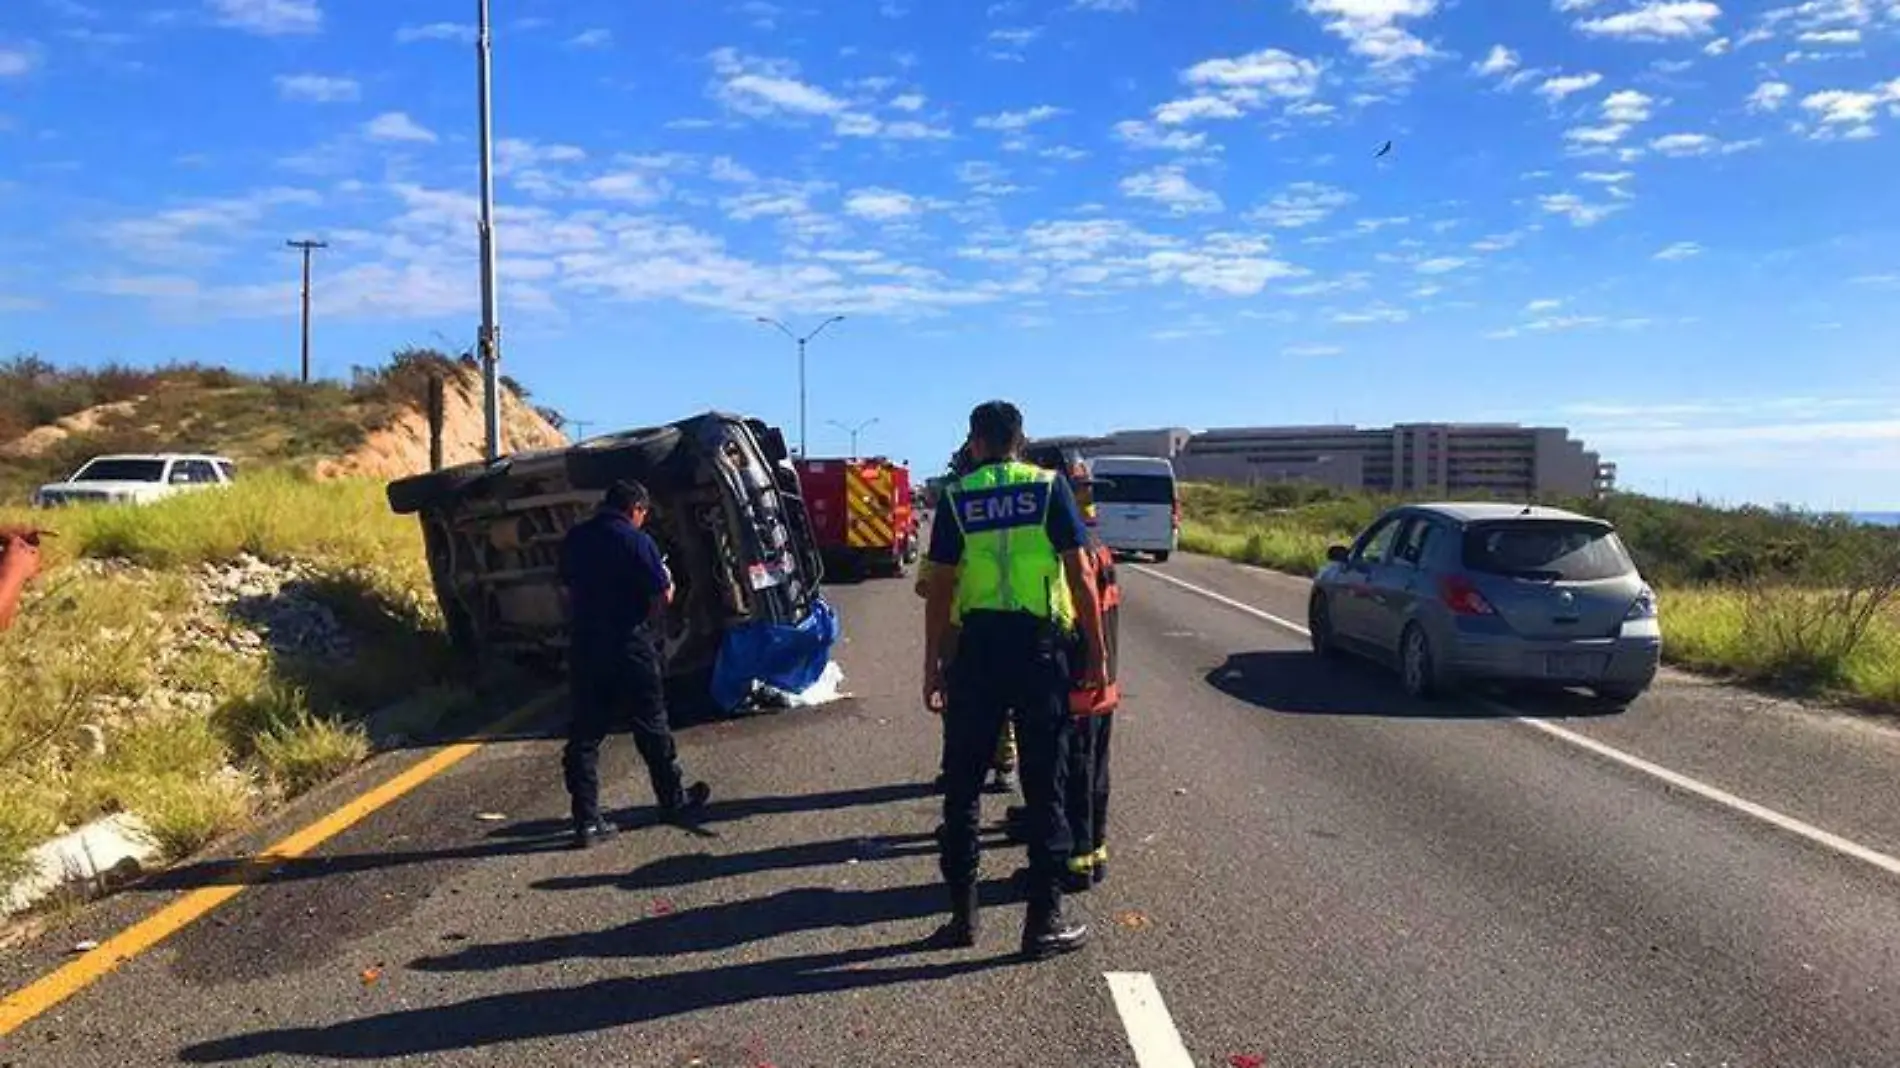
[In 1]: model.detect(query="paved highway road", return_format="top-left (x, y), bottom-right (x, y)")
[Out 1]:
top-left (6, 553), bottom-right (1900, 1066)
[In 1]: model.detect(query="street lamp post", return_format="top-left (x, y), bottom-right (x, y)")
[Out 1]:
top-left (474, 0), bottom-right (503, 463)
top-left (755, 315), bottom-right (845, 458)
top-left (827, 417), bottom-right (879, 459)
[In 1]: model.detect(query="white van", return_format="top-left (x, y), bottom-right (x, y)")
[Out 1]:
top-left (1087, 455), bottom-right (1180, 562)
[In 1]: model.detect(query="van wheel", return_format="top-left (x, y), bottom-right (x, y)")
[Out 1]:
top-left (386, 461), bottom-right (496, 515)
top-left (564, 426), bottom-right (682, 489)
top-left (1151, 551), bottom-right (1171, 564)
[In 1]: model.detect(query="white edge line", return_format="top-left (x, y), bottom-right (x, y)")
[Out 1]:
top-left (1104, 972), bottom-right (1197, 1068)
top-left (1127, 563), bottom-right (1900, 880)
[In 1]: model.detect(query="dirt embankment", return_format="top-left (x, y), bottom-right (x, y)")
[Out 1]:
top-left (317, 368), bottom-right (568, 481)
top-left (0, 399), bottom-right (146, 460)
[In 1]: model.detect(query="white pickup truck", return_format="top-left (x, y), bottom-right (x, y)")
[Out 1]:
top-left (33, 454), bottom-right (237, 507)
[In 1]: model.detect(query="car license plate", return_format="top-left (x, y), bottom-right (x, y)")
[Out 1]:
top-left (1546, 652), bottom-right (1606, 679)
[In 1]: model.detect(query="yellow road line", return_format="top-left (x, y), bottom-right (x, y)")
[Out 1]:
top-left (0, 692), bottom-right (559, 1037)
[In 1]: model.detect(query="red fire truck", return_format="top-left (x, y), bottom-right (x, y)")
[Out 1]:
top-left (794, 457), bottom-right (918, 578)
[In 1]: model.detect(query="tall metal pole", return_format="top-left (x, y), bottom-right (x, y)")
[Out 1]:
top-left (475, 0), bottom-right (503, 463)
top-left (828, 417), bottom-right (878, 459)
top-left (286, 239), bottom-right (326, 383)
top-left (756, 315), bottom-right (845, 460)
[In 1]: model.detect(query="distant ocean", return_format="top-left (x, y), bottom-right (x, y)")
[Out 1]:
top-left (1854, 512), bottom-right (1900, 527)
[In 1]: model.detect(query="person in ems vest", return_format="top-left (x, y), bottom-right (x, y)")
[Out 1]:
top-left (922, 401), bottom-right (1109, 959)
top-left (1008, 452), bottom-right (1121, 891)
top-left (919, 446), bottom-right (1019, 796)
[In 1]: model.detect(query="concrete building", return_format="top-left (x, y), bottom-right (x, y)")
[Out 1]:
top-left (1036, 422), bottom-right (1614, 500)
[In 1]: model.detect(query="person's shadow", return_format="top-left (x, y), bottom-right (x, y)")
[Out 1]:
top-left (178, 881), bottom-right (1022, 1063)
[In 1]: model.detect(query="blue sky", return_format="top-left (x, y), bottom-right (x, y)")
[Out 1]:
top-left (2, 0), bottom-right (1898, 509)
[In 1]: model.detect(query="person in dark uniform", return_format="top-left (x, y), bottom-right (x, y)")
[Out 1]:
top-left (921, 401), bottom-right (1108, 959)
top-left (559, 479), bottom-right (710, 848)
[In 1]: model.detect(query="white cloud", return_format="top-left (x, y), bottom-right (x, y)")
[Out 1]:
top-left (843, 187), bottom-right (919, 220)
top-left (1580, 169), bottom-right (1634, 183)
top-left (986, 25), bottom-right (1043, 59)
top-left (1800, 82), bottom-right (1900, 137)
top-left (0, 46), bottom-right (42, 78)
top-left (1704, 35), bottom-right (1731, 54)
top-left (708, 156), bottom-right (756, 183)
top-left (1249, 182), bottom-right (1356, 227)
top-left (1283, 343), bottom-right (1343, 357)
top-left (1537, 71), bottom-right (1604, 101)
top-left (396, 22), bottom-right (474, 43)
top-left (880, 120), bottom-right (952, 140)
top-left (1649, 131), bottom-right (1760, 155)
top-left (710, 48), bottom-right (846, 117)
top-left (1566, 122), bottom-right (1634, 145)
top-left (1798, 28), bottom-right (1861, 44)
top-left (1112, 120), bottom-right (1209, 152)
top-left (582, 172), bottom-right (667, 204)
top-left (1120, 165), bottom-right (1223, 214)
top-left (1183, 48), bottom-right (1323, 97)
top-left (568, 28), bottom-right (613, 48)
top-left (1526, 298), bottom-right (1564, 313)
top-left (1655, 240), bottom-right (1703, 260)
top-left (1576, 1), bottom-right (1722, 40)
top-left (102, 186), bottom-right (324, 264)
top-left (974, 104), bottom-right (1065, 130)
top-left (274, 73), bottom-right (359, 103)
top-left (1748, 80), bottom-right (1792, 111)
top-left (1073, 0), bottom-right (1138, 10)
top-left (1154, 95), bottom-right (1245, 124)
top-left (1540, 191), bottom-right (1624, 226)
top-left (1473, 44), bottom-right (1519, 76)
top-left (1471, 231), bottom-right (1523, 252)
top-left (364, 112), bottom-right (438, 144)
top-left (889, 92), bottom-right (926, 112)
top-left (1415, 256), bottom-right (1468, 273)
top-left (1332, 303), bottom-right (1412, 324)
top-left (1300, 0), bottom-right (1442, 69)
top-left (1602, 89), bottom-right (1654, 123)
top-left (209, 0), bottom-right (321, 36)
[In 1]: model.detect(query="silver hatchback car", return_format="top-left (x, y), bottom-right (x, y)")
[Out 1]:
top-left (1309, 503), bottom-right (1662, 704)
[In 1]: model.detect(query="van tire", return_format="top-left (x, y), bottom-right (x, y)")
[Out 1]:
top-left (387, 462), bottom-right (497, 515)
top-left (1151, 551), bottom-right (1171, 563)
top-left (564, 427), bottom-right (682, 489)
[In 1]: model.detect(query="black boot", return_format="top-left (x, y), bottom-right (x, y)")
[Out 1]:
top-left (1091, 858), bottom-right (1107, 886)
top-left (660, 781), bottom-right (712, 821)
top-left (1021, 900), bottom-right (1088, 960)
top-left (570, 817), bottom-right (619, 850)
top-left (925, 883), bottom-right (979, 950)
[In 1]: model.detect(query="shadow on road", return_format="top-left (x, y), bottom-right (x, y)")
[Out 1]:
top-left (1206, 650), bottom-right (1622, 721)
top-left (177, 894), bottom-right (1017, 1062)
top-left (531, 828), bottom-right (1010, 893)
top-left (488, 781), bottom-right (941, 842)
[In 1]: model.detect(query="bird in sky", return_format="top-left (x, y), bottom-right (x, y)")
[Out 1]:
top-left (1375, 140), bottom-right (1394, 158)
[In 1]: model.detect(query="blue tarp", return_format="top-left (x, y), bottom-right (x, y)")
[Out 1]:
top-left (710, 596), bottom-right (841, 711)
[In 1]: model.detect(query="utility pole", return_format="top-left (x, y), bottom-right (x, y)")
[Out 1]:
top-left (568, 418), bottom-right (594, 441)
top-left (828, 417), bottom-right (879, 459)
top-left (755, 315), bottom-right (846, 458)
top-left (285, 239), bottom-right (327, 383)
top-left (475, 0), bottom-right (503, 462)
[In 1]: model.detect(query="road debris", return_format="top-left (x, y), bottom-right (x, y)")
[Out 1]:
top-left (1229, 1054), bottom-right (1267, 1068)
top-left (359, 966), bottom-right (383, 986)
top-left (71, 940), bottom-right (99, 954)
top-left (649, 897), bottom-right (676, 917)
top-left (1112, 910), bottom-right (1152, 930)
top-left (474, 812), bottom-right (507, 822)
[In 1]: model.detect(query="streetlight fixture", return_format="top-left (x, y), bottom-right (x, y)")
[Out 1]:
top-left (755, 315), bottom-right (845, 458)
top-left (827, 417), bottom-right (879, 459)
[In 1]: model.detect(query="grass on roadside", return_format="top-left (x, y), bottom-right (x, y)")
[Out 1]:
top-left (0, 473), bottom-right (450, 895)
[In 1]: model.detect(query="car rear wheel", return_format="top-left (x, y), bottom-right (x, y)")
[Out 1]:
top-left (1400, 624), bottom-right (1441, 700)
top-left (1308, 592), bottom-right (1341, 659)
top-left (386, 461), bottom-right (496, 515)
top-left (564, 426), bottom-right (682, 490)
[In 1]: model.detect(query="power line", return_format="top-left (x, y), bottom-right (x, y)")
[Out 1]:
top-left (285, 239), bottom-right (327, 383)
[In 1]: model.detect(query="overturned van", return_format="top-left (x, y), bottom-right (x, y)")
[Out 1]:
top-left (387, 413), bottom-right (834, 708)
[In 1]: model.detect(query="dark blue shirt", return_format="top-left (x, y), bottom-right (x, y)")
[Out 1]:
top-left (928, 464), bottom-right (1087, 567)
top-left (560, 510), bottom-right (672, 654)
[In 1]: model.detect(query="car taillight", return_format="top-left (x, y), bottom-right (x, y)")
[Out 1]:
top-left (1439, 574), bottom-right (1496, 616)
top-left (1626, 587), bottom-right (1658, 620)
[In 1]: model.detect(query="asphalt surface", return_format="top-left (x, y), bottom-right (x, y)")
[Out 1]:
top-left (6, 552), bottom-right (1900, 1066)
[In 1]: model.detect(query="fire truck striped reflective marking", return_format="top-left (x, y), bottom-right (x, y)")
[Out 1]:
top-left (845, 466), bottom-right (895, 548)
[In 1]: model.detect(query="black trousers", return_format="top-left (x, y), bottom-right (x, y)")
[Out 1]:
top-left (564, 633), bottom-right (684, 823)
top-left (939, 619), bottom-right (1072, 909)
top-left (1064, 715), bottom-right (1113, 863)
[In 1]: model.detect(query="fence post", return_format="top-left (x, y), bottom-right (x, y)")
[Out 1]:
top-left (427, 375), bottom-right (446, 472)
